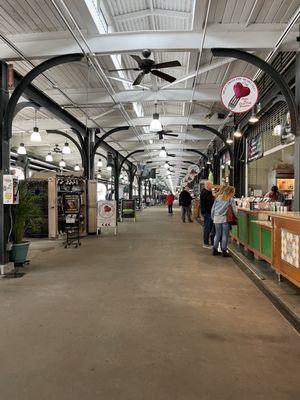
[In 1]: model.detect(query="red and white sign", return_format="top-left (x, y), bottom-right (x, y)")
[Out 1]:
top-left (221, 76), bottom-right (258, 114)
top-left (97, 200), bottom-right (117, 228)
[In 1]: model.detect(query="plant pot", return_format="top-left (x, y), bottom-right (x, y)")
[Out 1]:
top-left (10, 242), bottom-right (30, 264)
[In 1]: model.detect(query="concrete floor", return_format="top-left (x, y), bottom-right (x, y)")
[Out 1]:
top-left (0, 206), bottom-right (300, 400)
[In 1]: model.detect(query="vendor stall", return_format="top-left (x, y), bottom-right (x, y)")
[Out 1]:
top-left (231, 208), bottom-right (300, 288)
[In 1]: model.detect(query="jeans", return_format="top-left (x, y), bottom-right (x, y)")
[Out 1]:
top-left (181, 206), bottom-right (192, 222)
top-left (214, 223), bottom-right (230, 252)
top-left (168, 204), bottom-right (173, 214)
top-left (203, 213), bottom-right (213, 245)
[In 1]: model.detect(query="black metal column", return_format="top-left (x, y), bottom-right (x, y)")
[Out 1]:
top-left (138, 177), bottom-right (142, 208)
top-left (294, 52), bottom-right (300, 211)
top-left (114, 153), bottom-right (120, 218)
top-left (0, 62), bottom-right (10, 266)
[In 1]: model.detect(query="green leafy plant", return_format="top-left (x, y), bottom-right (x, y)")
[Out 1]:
top-left (12, 181), bottom-right (43, 244)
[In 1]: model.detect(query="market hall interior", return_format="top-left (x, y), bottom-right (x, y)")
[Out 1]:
top-left (0, 0), bottom-right (300, 399)
top-left (0, 206), bottom-right (300, 400)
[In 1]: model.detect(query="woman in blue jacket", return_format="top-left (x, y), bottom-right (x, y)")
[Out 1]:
top-left (211, 186), bottom-right (237, 257)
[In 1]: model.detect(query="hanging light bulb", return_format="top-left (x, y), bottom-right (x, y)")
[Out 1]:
top-left (273, 124), bottom-right (282, 136)
top-left (59, 159), bottom-right (66, 168)
top-left (249, 108), bottom-right (259, 124)
top-left (206, 160), bottom-right (212, 165)
top-left (164, 162), bottom-right (169, 169)
top-left (97, 159), bottom-right (103, 167)
top-left (159, 146), bottom-right (167, 158)
top-left (233, 125), bottom-right (243, 138)
top-left (97, 171), bottom-right (102, 179)
top-left (74, 164), bottom-right (80, 171)
top-left (62, 142), bottom-right (71, 154)
top-left (107, 165), bottom-right (112, 171)
top-left (30, 126), bottom-right (41, 142)
top-left (150, 113), bottom-right (162, 132)
top-left (17, 143), bottom-right (26, 155)
top-left (30, 109), bottom-right (42, 142)
top-left (226, 132), bottom-right (234, 144)
top-left (149, 139), bottom-right (153, 144)
top-left (45, 152), bottom-right (53, 162)
top-left (221, 165), bottom-right (225, 169)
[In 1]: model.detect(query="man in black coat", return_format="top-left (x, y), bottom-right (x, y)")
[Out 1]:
top-left (200, 180), bottom-right (214, 248)
top-left (179, 186), bottom-right (193, 223)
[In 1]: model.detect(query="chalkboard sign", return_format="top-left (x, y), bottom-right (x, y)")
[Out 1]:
top-left (247, 133), bottom-right (263, 162)
top-left (121, 199), bottom-right (136, 221)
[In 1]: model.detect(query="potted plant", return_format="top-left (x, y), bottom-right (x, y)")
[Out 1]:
top-left (10, 181), bottom-right (43, 264)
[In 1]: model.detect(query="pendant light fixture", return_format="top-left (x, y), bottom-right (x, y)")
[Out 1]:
top-left (97, 159), bottom-right (103, 167)
top-left (150, 102), bottom-right (162, 132)
top-left (249, 108), bottom-right (259, 124)
top-left (74, 164), bottom-right (80, 171)
top-left (233, 125), bottom-right (243, 138)
top-left (106, 152), bottom-right (114, 171)
top-left (17, 143), bottom-right (26, 155)
top-left (164, 162), bottom-right (169, 169)
top-left (97, 171), bottom-right (102, 179)
top-left (59, 159), bottom-right (66, 168)
top-left (159, 146), bottom-right (167, 158)
top-left (62, 142), bottom-right (71, 155)
top-left (226, 132), bottom-right (234, 144)
top-left (206, 160), bottom-right (212, 165)
top-left (45, 152), bottom-right (53, 162)
top-left (30, 110), bottom-right (42, 142)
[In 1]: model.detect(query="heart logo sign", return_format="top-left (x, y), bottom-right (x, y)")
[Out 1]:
top-left (233, 82), bottom-right (251, 98)
top-left (221, 77), bottom-right (258, 113)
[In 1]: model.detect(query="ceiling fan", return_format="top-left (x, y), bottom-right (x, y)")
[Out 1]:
top-left (156, 129), bottom-right (179, 140)
top-left (108, 49), bottom-right (181, 86)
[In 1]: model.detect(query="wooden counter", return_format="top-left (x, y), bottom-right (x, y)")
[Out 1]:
top-left (231, 209), bottom-right (300, 287)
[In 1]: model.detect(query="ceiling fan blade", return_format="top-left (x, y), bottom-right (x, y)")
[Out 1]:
top-left (163, 130), bottom-right (173, 134)
top-left (130, 54), bottom-right (143, 67)
top-left (151, 70), bottom-right (176, 83)
top-left (108, 67), bottom-right (140, 72)
top-left (132, 72), bottom-right (145, 86)
top-left (152, 60), bottom-right (181, 69)
top-left (167, 153), bottom-right (176, 157)
top-left (164, 133), bottom-right (178, 137)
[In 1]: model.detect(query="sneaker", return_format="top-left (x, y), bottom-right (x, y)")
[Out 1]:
top-left (203, 244), bottom-right (212, 249)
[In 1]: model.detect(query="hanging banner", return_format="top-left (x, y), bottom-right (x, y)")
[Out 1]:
top-left (97, 200), bottom-right (117, 228)
top-left (187, 165), bottom-right (200, 177)
top-left (221, 76), bottom-right (258, 113)
top-left (247, 133), bottom-right (263, 162)
top-left (281, 112), bottom-right (295, 145)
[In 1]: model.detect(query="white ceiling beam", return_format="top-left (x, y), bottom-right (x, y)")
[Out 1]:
top-left (44, 86), bottom-right (220, 105)
top-left (2, 25), bottom-right (298, 59)
top-left (160, 57), bottom-right (233, 89)
top-left (113, 9), bottom-right (190, 22)
top-left (12, 114), bottom-right (222, 130)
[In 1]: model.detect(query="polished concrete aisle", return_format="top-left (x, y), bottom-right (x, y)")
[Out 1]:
top-left (0, 207), bottom-right (299, 400)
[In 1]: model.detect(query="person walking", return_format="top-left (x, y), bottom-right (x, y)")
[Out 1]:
top-left (211, 186), bottom-right (237, 257)
top-left (179, 187), bottom-right (193, 223)
top-left (200, 180), bottom-right (214, 249)
top-left (166, 192), bottom-right (175, 215)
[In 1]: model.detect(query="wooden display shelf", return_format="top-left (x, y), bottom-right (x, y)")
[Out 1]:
top-left (231, 209), bottom-right (300, 288)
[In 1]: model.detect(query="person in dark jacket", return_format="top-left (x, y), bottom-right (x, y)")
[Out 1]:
top-left (179, 187), bottom-right (193, 223)
top-left (200, 181), bottom-right (215, 248)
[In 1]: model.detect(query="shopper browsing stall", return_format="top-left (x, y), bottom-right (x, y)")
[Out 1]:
top-left (211, 186), bottom-right (237, 257)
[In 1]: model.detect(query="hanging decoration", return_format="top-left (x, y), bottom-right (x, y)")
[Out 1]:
top-left (221, 76), bottom-right (258, 113)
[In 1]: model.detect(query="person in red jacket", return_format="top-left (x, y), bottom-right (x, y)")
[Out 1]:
top-left (166, 192), bottom-right (175, 215)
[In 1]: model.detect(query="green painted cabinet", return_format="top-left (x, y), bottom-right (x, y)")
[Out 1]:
top-left (261, 228), bottom-right (272, 259)
top-left (249, 215), bottom-right (260, 250)
top-left (238, 212), bottom-right (247, 243)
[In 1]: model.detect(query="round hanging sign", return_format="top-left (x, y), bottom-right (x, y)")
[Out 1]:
top-left (221, 76), bottom-right (258, 114)
top-left (188, 165), bottom-right (200, 176)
